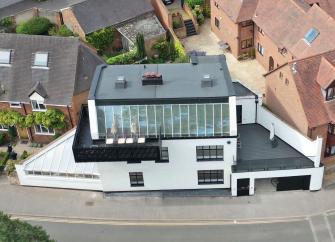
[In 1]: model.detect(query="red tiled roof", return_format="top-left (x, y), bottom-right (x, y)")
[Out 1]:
top-left (316, 57), bottom-right (335, 89)
top-left (305, 0), bottom-right (335, 19)
top-left (253, 0), bottom-right (335, 59)
top-left (287, 51), bottom-right (335, 127)
top-left (217, 0), bottom-right (258, 23)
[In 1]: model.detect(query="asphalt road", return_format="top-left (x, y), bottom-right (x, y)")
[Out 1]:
top-left (30, 219), bottom-right (317, 242)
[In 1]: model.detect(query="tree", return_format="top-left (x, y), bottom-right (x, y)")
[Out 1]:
top-left (86, 27), bottom-right (115, 52)
top-left (136, 33), bottom-right (146, 59)
top-left (16, 17), bottom-right (52, 35)
top-left (0, 211), bottom-right (55, 242)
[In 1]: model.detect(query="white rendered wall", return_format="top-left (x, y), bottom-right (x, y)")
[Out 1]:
top-left (257, 105), bottom-right (322, 167)
top-left (236, 96), bottom-right (256, 124)
top-left (229, 96), bottom-right (237, 136)
top-left (98, 137), bottom-right (237, 192)
top-left (231, 166), bottom-right (324, 196)
top-left (88, 99), bottom-right (99, 140)
top-left (16, 166), bottom-right (103, 191)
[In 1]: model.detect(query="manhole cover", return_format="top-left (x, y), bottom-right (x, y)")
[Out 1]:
top-left (85, 201), bottom-right (94, 206)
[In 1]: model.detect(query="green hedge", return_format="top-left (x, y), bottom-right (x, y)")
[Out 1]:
top-left (107, 51), bottom-right (139, 65)
top-left (87, 27), bottom-right (115, 52)
top-left (16, 17), bottom-right (52, 35)
top-left (48, 25), bottom-right (74, 37)
top-left (0, 152), bottom-right (9, 172)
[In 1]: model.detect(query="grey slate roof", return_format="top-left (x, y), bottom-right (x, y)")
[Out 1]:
top-left (90, 55), bottom-right (236, 103)
top-left (233, 82), bottom-right (256, 97)
top-left (69, 0), bottom-right (154, 34)
top-left (0, 33), bottom-right (103, 105)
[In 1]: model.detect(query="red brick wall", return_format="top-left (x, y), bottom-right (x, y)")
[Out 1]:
top-left (61, 8), bottom-right (86, 39)
top-left (151, 0), bottom-right (172, 30)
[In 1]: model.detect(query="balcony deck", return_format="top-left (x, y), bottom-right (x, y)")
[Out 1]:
top-left (233, 124), bottom-right (314, 173)
top-left (72, 107), bottom-right (161, 162)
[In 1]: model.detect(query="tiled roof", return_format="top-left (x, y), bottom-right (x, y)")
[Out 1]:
top-left (0, 33), bottom-right (103, 105)
top-left (69, 0), bottom-right (154, 34)
top-left (305, 0), bottom-right (335, 19)
top-left (253, 0), bottom-right (335, 59)
top-left (288, 51), bottom-right (335, 127)
top-left (217, 0), bottom-right (258, 23)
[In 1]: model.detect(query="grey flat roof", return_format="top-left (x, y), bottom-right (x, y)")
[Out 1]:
top-left (234, 124), bottom-right (314, 172)
top-left (90, 55), bottom-right (235, 104)
top-left (233, 82), bottom-right (256, 97)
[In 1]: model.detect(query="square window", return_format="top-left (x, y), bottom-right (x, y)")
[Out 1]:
top-left (34, 52), bottom-right (48, 67)
top-left (196, 145), bottom-right (224, 161)
top-left (129, 172), bottom-right (144, 187)
top-left (31, 100), bottom-right (46, 111)
top-left (198, 170), bottom-right (224, 185)
top-left (34, 125), bottom-right (54, 135)
top-left (157, 147), bottom-right (169, 163)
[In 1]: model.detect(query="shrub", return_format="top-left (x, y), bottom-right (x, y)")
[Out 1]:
top-left (136, 33), bottom-right (146, 59)
top-left (48, 25), bottom-right (74, 37)
top-left (0, 152), bottom-right (9, 172)
top-left (34, 109), bottom-right (67, 130)
top-left (202, 4), bottom-right (211, 18)
top-left (173, 19), bottom-right (183, 29)
top-left (0, 17), bottom-right (13, 27)
top-left (7, 126), bottom-right (16, 141)
top-left (186, 0), bottom-right (204, 8)
top-left (0, 133), bottom-right (5, 146)
top-left (86, 27), bottom-right (115, 51)
top-left (107, 51), bottom-right (139, 65)
top-left (5, 159), bottom-right (16, 176)
top-left (197, 13), bottom-right (205, 25)
top-left (174, 39), bottom-right (189, 62)
top-left (0, 211), bottom-right (55, 242)
top-left (16, 17), bottom-right (52, 35)
top-left (20, 150), bottom-right (29, 160)
top-left (153, 39), bottom-right (170, 61)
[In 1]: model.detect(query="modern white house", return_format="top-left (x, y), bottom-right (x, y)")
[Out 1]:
top-left (16, 55), bottom-right (325, 196)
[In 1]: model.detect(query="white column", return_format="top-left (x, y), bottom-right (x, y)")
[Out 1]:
top-left (309, 166), bottom-right (324, 191)
top-left (249, 178), bottom-right (255, 195)
top-left (231, 175), bottom-right (237, 196)
top-left (229, 96), bottom-right (237, 136)
top-left (88, 99), bottom-right (99, 140)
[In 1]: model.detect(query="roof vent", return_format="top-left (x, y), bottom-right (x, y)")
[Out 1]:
top-left (142, 72), bottom-right (163, 85)
top-left (291, 62), bottom-right (297, 74)
top-left (191, 55), bottom-right (198, 65)
top-left (201, 74), bottom-right (214, 87)
top-left (115, 76), bottom-right (127, 89)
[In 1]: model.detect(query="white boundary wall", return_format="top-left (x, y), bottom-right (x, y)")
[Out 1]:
top-left (257, 105), bottom-right (322, 167)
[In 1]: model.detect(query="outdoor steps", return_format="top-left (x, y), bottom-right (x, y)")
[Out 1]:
top-left (184, 19), bottom-right (197, 37)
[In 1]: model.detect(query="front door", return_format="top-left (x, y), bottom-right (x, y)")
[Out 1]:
top-left (237, 178), bottom-right (250, 196)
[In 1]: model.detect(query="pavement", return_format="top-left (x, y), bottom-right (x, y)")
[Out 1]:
top-left (182, 19), bottom-right (267, 95)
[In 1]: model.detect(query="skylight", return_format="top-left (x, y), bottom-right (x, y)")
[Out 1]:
top-left (34, 52), bottom-right (48, 67)
top-left (304, 28), bottom-right (320, 44)
top-left (0, 50), bottom-right (11, 64)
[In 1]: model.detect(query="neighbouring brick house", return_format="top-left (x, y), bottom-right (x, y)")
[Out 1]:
top-left (211, 0), bottom-right (335, 71)
top-left (0, 33), bottom-right (103, 143)
top-left (61, 0), bottom-right (166, 54)
top-left (264, 50), bottom-right (335, 163)
top-left (211, 0), bottom-right (258, 59)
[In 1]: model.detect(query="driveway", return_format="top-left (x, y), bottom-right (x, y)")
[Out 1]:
top-left (182, 19), bottom-right (267, 95)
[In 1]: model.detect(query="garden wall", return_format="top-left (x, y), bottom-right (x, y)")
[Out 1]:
top-left (14, 8), bottom-right (62, 25)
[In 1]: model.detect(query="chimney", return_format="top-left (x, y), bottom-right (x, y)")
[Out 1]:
top-left (142, 72), bottom-right (163, 85)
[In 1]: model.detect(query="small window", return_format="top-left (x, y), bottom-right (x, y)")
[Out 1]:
top-left (279, 72), bottom-right (283, 79)
top-left (214, 1), bottom-right (219, 8)
top-left (326, 87), bottom-right (335, 101)
top-left (34, 125), bottom-right (54, 135)
top-left (328, 124), bottom-right (335, 135)
top-left (241, 39), bottom-right (253, 49)
top-left (215, 17), bottom-right (220, 29)
top-left (196, 145), bottom-right (224, 161)
top-left (326, 145), bottom-right (335, 156)
top-left (0, 50), bottom-right (11, 64)
top-left (33, 52), bottom-right (48, 67)
top-left (9, 102), bottom-right (21, 108)
top-left (0, 124), bottom-right (8, 131)
top-left (285, 78), bottom-right (289, 85)
top-left (157, 147), bottom-right (169, 163)
top-left (304, 28), bottom-right (319, 44)
top-left (198, 170), bottom-right (224, 185)
top-left (257, 43), bottom-right (264, 56)
top-left (129, 172), bottom-right (144, 187)
top-left (257, 26), bottom-right (264, 34)
top-left (31, 100), bottom-right (46, 111)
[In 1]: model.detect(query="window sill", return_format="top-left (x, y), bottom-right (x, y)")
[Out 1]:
top-left (155, 160), bottom-right (169, 163)
top-left (34, 132), bottom-right (55, 136)
top-left (32, 109), bottom-right (47, 112)
top-left (31, 66), bottom-right (49, 70)
top-left (197, 159), bottom-right (224, 162)
top-left (198, 182), bottom-right (224, 185)
top-left (130, 184), bottom-right (144, 187)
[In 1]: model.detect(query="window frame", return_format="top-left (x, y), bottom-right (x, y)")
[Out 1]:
top-left (156, 147), bottom-right (169, 163)
top-left (33, 52), bottom-right (49, 68)
top-left (326, 87), bottom-right (335, 101)
top-left (0, 49), bottom-right (11, 65)
top-left (31, 100), bottom-right (46, 111)
top-left (328, 123), bottom-right (335, 135)
top-left (34, 124), bottom-right (55, 136)
top-left (215, 17), bottom-right (220, 29)
top-left (129, 172), bottom-right (144, 187)
top-left (196, 145), bottom-right (224, 161)
top-left (9, 102), bottom-right (21, 108)
top-left (257, 43), bottom-right (264, 56)
top-left (197, 170), bottom-right (224, 185)
top-left (257, 26), bottom-right (264, 35)
top-left (241, 38), bottom-right (253, 49)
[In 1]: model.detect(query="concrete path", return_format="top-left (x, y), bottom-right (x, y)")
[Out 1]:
top-left (182, 19), bottom-right (266, 95)
top-left (1, 175), bottom-right (335, 221)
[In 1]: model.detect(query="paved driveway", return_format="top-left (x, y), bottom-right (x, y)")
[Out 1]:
top-left (182, 19), bottom-right (266, 95)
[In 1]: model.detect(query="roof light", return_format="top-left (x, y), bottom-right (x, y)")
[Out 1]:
top-left (0, 50), bottom-right (11, 64)
top-left (304, 28), bottom-right (319, 44)
top-left (34, 52), bottom-right (49, 67)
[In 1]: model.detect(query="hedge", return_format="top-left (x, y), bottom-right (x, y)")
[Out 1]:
top-left (107, 51), bottom-right (139, 65)
top-left (16, 17), bottom-right (52, 35)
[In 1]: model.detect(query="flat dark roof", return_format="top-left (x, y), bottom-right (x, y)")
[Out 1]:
top-left (233, 82), bottom-right (256, 97)
top-left (234, 124), bottom-right (314, 172)
top-left (89, 55), bottom-right (235, 105)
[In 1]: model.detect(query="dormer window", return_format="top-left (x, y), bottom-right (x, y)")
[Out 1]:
top-left (326, 87), bottom-right (335, 101)
top-left (304, 28), bottom-right (319, 44)
top-left (0, 49), bottom-right (11, 65)
top-left (31, 100), bottom-right (46, 111)
top-left (33, 52), bottom-right (48, 67)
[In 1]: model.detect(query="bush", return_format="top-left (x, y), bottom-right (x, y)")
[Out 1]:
top-left (0, 152), bottom-right (9, 172)
top-left (5, 159), bottom-right (16, 176)
top-left (107, 51), bottom-right (139, 65)
top-left (202, 4), bottom-right (211, 18)
top-left (16, 17), bottom-right (52, 35)
top-left (173, 19), bottom-right (183, 29)
top-left (86, 27), bottom-right (115, 52)
top-left (0, 211), bottom-right (55, 242)
top-left (0, 133), bottom-right (5, 146)
top-left (153, 39), bottom-right (170, 61)
top-left (186, 0), bottom-right (204, 8)
top-left (48, 25), bottom-right (74, 37)
top-left (7, 126), bottom-right (16, 141)
top-left (197, 13), bottom-right (205, 25)
top-left (136, 33), bottom-right (146, 59)
top-left (0, 17), bottom-right (13, 27)
top-left (20, 150), bottom-right (29, 160)
top-left (174, 39), bottom-right (189, 62)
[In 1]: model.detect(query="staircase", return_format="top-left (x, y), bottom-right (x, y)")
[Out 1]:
top-left (184, 19), bottom-right (197, 37)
